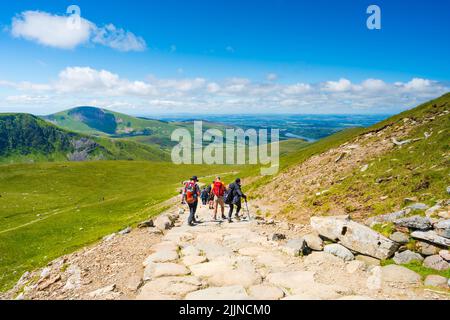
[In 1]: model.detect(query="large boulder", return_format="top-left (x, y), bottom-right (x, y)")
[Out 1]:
top-left (394, 215), bottom-right (432, 230)
top-left (324, 244), bottom-right (354, 261)
top-left (411, 230), bottom-right (450, 247)
top-left (393, 250), bottom-right (424, 265)
top-left (311, 216), bottom-right (398, 260)
top-left (434, 220), bottom-right (450, 239)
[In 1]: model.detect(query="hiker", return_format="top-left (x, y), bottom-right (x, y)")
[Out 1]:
top-left (206, 181), bottom-right (214, 209)
top-left (211, 176), bottom-right (227, 220)
top-left (182, 176), bottom-right (201, 226)
top-left (200, 187), bottom-right (209, 205)
top-left (225, 178), bottom-right (247, 223)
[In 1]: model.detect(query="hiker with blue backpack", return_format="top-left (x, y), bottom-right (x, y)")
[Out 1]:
top-left (224, 178), bottom-right (247, 223)
top-left (182, 176), bottom-right (201, 226)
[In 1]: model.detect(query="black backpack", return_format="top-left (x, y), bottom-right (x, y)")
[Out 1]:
top-left (224, 184), bottom-right (234, 205)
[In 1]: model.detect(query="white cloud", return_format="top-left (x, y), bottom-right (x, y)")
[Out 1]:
top-left (10, 10), bottom-right (146, 52)
top-left (207, 82), bottom-right (221, 93)
top-left (322, 78), bottom-right (353, 92)
top-left (91, 24), bottom-right (146, 52)
top-left (403, 78), bottom-right (433, 91)
top-left (0, 68), bottom-right (448, 114)
top-left (11, 11), bottom-right (92, 49)
top-left (5, 95), bottom-right (49, 104)
top-left (283, 83), bottom-right (311, 95)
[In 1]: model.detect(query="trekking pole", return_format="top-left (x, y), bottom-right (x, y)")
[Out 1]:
top-left (245, 200), bottom-right (252, 221)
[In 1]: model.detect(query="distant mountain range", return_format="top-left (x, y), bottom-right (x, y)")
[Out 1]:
top-left (0, 113), bottom-right (170, 163)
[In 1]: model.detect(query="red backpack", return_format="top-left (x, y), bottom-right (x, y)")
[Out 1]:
top-left (185, 182), bottom-right (198, 204)
top-left (213, 181), bottom-right (225, 197)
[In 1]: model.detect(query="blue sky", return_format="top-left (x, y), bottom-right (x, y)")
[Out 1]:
top-left (0, 0), bottom-right (449, 115)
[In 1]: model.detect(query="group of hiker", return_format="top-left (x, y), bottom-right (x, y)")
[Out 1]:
top-left (181, 176), bottom-right (247, 226)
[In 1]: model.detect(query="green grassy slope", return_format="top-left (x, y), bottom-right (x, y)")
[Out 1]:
top-left (44, 107), bottom-right (236, 151)
top-left (0, 113), bottom-right (170, 163)
top-left (308, 93), bottom-right (450, 217)
top-left (0, 161), bottom-right (252, 291)
top-left (44, 106), bottom-right (181, 137)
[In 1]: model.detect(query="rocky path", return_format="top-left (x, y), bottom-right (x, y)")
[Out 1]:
top-left (134, 204), bottom-right (448, 300)
top-left (4, 202), bottom-right (449, 300)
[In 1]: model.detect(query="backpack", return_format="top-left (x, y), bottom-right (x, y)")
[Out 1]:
top-left (213, 181), bottom-right (225, 197)
top-left (224, 184), bottom-right (234, 204)
top-left (185, 182), bottom-right (197, 204)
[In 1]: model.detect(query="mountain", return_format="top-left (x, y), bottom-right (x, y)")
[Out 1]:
top-left (252, 93), bottom-right (450, 223)
top-left (44, 106), bottom-right (180, 136)
top-left (43, 106), bottom-right (235, 149)
top-left (0, 113), bottom-right (170, 163)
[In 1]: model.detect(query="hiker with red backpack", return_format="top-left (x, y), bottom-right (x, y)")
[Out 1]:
top-left (211, 177), bottom-right (227, 221)
top-left (224, 178), bottom-right (247, 223)
top-left (182, 176), bottom-right (201, 226)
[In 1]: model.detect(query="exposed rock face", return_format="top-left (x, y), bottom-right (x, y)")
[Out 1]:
top-left (411, 230), bottom-right (450, 247)
top-left (394, 216), bottom-right (432, 230)
top-left (311, 216), bottom-right (398, 259)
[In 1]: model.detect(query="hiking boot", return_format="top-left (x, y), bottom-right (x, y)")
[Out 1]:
top-left (235, 215), bottom-right (241, 221)
top-left (228, 219), bottom-right (233, 223)
top-left (221, 215), bottom-right (227, 220)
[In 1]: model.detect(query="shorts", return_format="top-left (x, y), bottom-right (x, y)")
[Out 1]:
top-left (214, 195), bottom-right (225, 207)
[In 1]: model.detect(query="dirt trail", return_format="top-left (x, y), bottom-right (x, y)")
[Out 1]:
top-left (4, 201), bottom-right (448, 300)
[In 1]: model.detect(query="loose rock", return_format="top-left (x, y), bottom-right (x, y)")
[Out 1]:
top-left (423, 255), bottom-right (450, 271)
top-left (324, 244), bottom-right (354, 261)
top-left (303, 233), bottom-right (324, 251)
top-left (394, 215), bottom-right (432, 230)
top-left (439, 250), bottom-right (450, 262)
top-left (411, 230), bottom-right (450, 247)
top-left (424, 275), bottom-right (448, 288)
top-left (389, 232), bottom-right (410, 244)
top-left (283, 238), bottom-right (311, 256)
top-left (393, 250), bottom-right (424, 265)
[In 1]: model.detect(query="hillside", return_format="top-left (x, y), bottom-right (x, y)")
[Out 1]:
top-left (252, 93), bottom-right (450, 223)
top-left (0, 114), bottom-right (169, 163)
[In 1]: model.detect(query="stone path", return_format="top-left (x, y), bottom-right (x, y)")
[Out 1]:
top-left (134, 204), bottom-right (447, 300)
